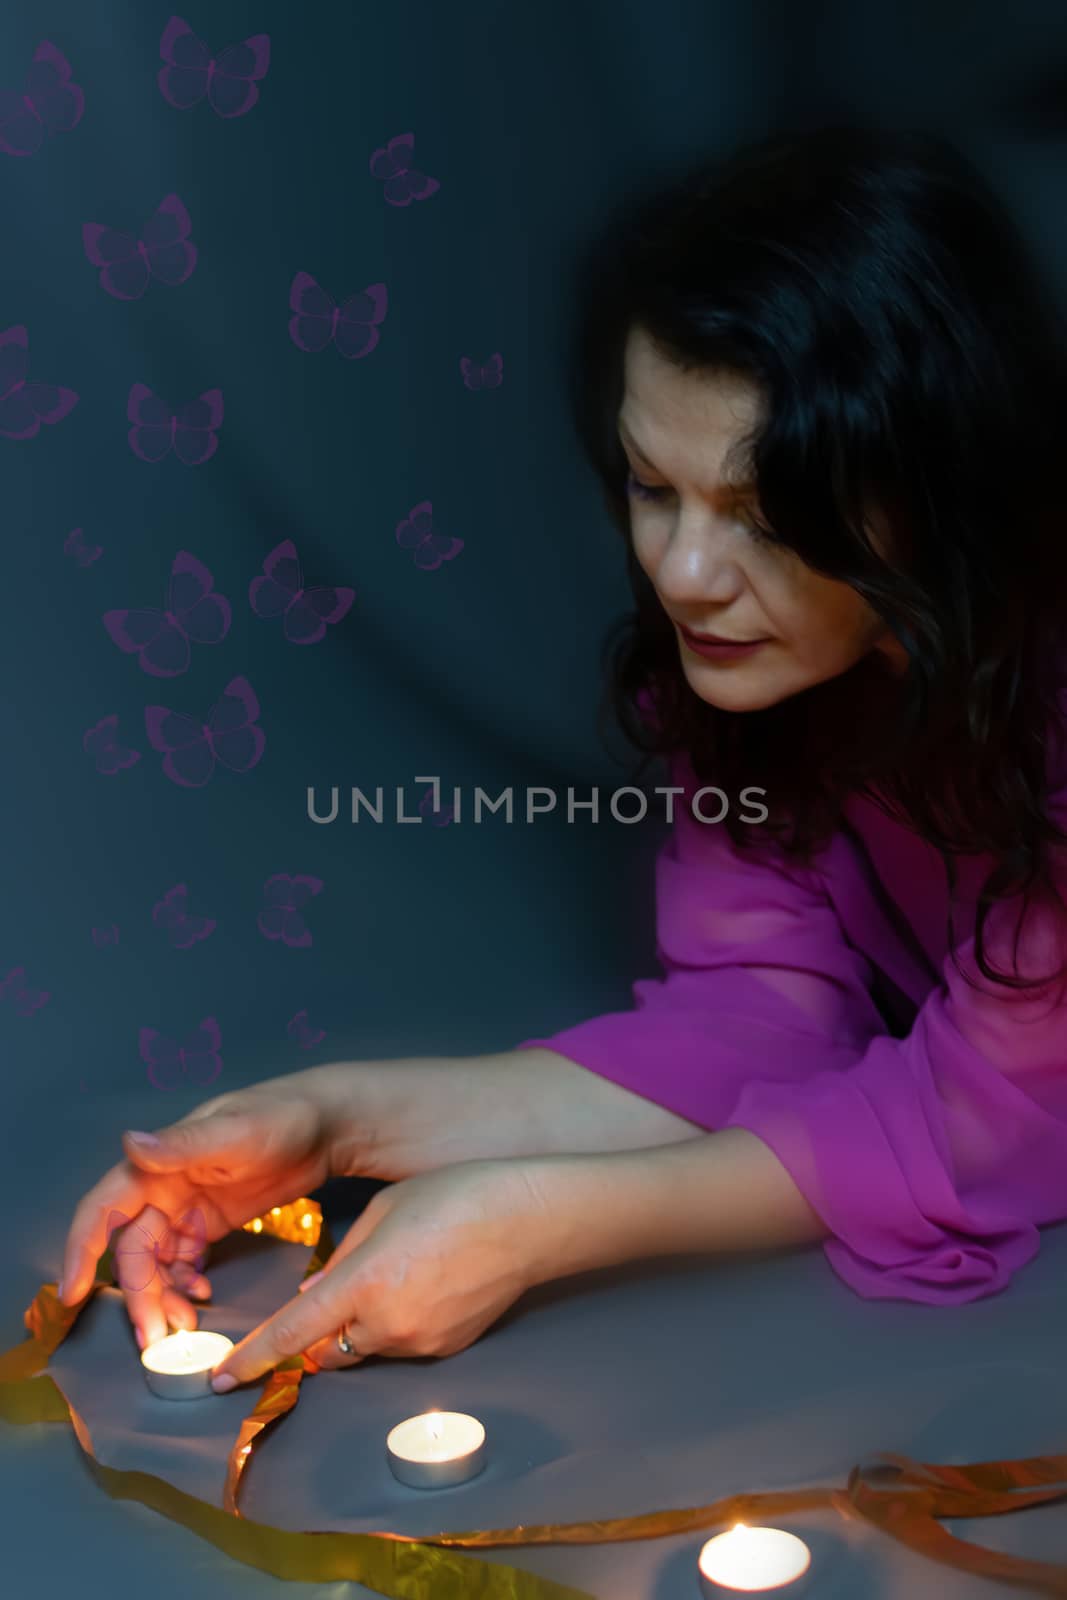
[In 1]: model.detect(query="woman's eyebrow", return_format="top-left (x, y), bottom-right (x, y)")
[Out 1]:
top-left (616, 417), bottom-right (756, 493)
top-left (617, 417), bottom-right (656, 464)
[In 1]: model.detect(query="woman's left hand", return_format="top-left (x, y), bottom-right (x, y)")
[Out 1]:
top-left (208, 1159), bottom-right (555, 1390)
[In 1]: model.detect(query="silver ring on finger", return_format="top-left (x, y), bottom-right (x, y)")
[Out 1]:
top-left (337, 1324), bottom-right (356, 1357)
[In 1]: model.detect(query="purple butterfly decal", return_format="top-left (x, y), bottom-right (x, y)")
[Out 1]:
top-left (83, 193), bottom-right (197, 302)
top-left (103, 550), bottom-right (231, 677)
top-left (368, 132), bottom-right (440, 207)
top-left (249, 539), bottom-right (355, 643)
top-left (152, 883), bottom-right (216, 948)
top-left (420, 785), bottom-right (454, 827)
top-left (63, 527), bottom-right (102, 567)
top-left (395, 500), bottom-right (464, 570)
top-left (287, 1009), bottom-right (326, 1049)
top-left (91, 924), bottom-right (119, 947)
top-left (0, 966), bottom-right (50, 1016)
top-left (288, 272), bottom-right (388, 359)
top-left (83, 715), bottom-right (141, 775)
top-left (0, 41), bottom-right (84, 158)
top-left (459, 353), bottom-right (503, 391)
top-left (139, 1016), bottom-right (222, 1092)
top-left (0, 325), bottom-right (78, 440)
top-left (158, 16), bottom-right (270, 118)
top-left (105, 1204), bottom-right (208, 1293)
top-left (258, 873), bottom-right (323, 948)
top-left (127, 383), bottom-right (223, 464)
top-left (145, 674), bottom-right (265, 788)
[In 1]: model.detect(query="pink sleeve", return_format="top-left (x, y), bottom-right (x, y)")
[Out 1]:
top-left (513, 740), bottom-right (1067, 1306)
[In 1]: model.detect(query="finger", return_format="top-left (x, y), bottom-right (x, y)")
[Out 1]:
top-left (159, 1283), bottom-right (201, 1337)
top-left (119, 1110), bottom-right (267, 1183)
top-left (209, 1274), bottom-right (360, 1392)
top-left (59, 1163), bottom-right (184, 1308)
top-left (298, 1267), bottom-right (364, 1368)
top-left (303, 1325), bottom-right (367, 1371)
top-left (166, 1262), bottom-right (212, 1300)
top-left (117, 1205), bottom-right (179, 1348)
top-left (156, 1209), bottom-right (210, 1281)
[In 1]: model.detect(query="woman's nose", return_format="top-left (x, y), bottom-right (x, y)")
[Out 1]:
top-left (653, 514), bottom-right (745, 605)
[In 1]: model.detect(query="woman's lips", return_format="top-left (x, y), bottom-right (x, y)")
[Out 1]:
top-left (678, 623), bottom-right (767, 659)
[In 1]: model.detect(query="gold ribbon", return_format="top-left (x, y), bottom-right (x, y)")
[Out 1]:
top-left (223, 1199), bottom-right (339, 1516)
top-left (3, 1201), bottom-right (1067, 1596)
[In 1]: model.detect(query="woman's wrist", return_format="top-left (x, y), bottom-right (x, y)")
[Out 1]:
top-left (295, 1054), bottom-right (522, 1181)
top-left (292, 1047), bottom-right (709, 1183)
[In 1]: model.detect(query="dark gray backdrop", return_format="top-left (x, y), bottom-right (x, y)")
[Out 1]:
top-left (5, 3), bottom-right (1067, 1596)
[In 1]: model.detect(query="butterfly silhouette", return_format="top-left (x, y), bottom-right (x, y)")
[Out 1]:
top-left (368, 132), bottom-right (440, 206)
top-left (0, 966), bottom-right (49, 1016)
top-left (83, 715), bottom-right (141, 775)
top-left (139, 1016), bottom-right (222, 1092)
top-left (105, 1204), bottom-right (209, 1293)
top-left (0, 41), bottom-right (84, 158)
top-left (288, 272), bottom-right (388, 358)
top-left (395, 500), bottom-right (464, 570)
top-left (83, 193), bottom-right (197, 301)
top-left (145, 675), bottom-right (265, 788)
top-left (91, 924), bottom-right (119, 947)
top-left (0, 325), bottom-right (78, 439)
top-left (152, 883), bottom-right (216, 948)
top-left (258, 874), bottom-right (323, 948)
top-left (127, 383), bottom-right (223, 464)
top-left (63, 527), bottom-right (102, 567)
top-left (158, 16), bottom-right (270, 118)
top-left (287, 1009), bottom-right (326, 1049)
top-left (460, 353), bottom-right (503, 391)
top-left (249, 540), bottom-right (355, 643)
top-left (103, 551), bottom-right (231, 677)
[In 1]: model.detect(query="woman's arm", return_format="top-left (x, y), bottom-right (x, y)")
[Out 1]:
top-left (504, 728), bottom-right (1067, 1304)
top-left (302, 1046), bottom-right (707, 1183)
top-left (521, 1130), bottom-right (830, 1285)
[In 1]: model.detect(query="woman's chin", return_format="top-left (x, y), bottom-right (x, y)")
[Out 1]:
top-left (683, 664), bottom-right (786, 712)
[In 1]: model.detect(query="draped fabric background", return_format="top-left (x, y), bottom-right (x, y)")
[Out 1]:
top-left (6, 3), bottom-right (1067, 1595)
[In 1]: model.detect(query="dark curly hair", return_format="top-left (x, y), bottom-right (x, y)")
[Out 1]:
top-left (571, 123), bottom-right (1067, 994)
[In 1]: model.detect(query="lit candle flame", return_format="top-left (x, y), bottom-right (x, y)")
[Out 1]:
top-left (699, 1522), bottom-right (811, 1588)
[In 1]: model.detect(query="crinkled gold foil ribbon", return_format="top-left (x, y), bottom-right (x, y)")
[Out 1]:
top-left (3, 1202), bottom-right (1067, 1596)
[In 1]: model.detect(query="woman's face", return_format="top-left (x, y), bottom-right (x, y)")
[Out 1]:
top-left (619, 325), bottom-right (908, 711)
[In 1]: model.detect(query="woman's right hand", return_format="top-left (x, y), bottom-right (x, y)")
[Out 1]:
top-left (57, 1075), bottom-right (340, 1350)
top-left (56, 1047), bottom-right (618, 1350)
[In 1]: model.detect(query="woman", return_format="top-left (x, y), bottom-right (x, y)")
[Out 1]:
top-left (58, 125), bottom-right (1067, 1391)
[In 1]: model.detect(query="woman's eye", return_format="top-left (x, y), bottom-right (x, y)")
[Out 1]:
top-left (625, 470), bottom-right (670, 502)
top-left (625, 471), bottom-right (776, 545)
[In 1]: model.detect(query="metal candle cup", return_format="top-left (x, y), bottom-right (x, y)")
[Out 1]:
top-left (385, 1410), bottom-right (487, 1489)
top-left (698, 1525), bottom-right (812, 1594)
top-left (140, 1329), bottom-right (235, 1400)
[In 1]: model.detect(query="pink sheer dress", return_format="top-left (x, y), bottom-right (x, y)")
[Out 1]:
top-left (513, 686), bottom-right (1067, 1305)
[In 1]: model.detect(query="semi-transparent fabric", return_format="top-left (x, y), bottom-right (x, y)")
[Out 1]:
top-left (513, 692), bottom-right (1067, 1306)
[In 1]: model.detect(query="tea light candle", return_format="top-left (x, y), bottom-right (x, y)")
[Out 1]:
top-left (698, 1524), bottom-right (812, 1594)
top-left (140, 1329), bottom-right (235, 1401)
top-left (385, 1410), bottom-right (487, 1489)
